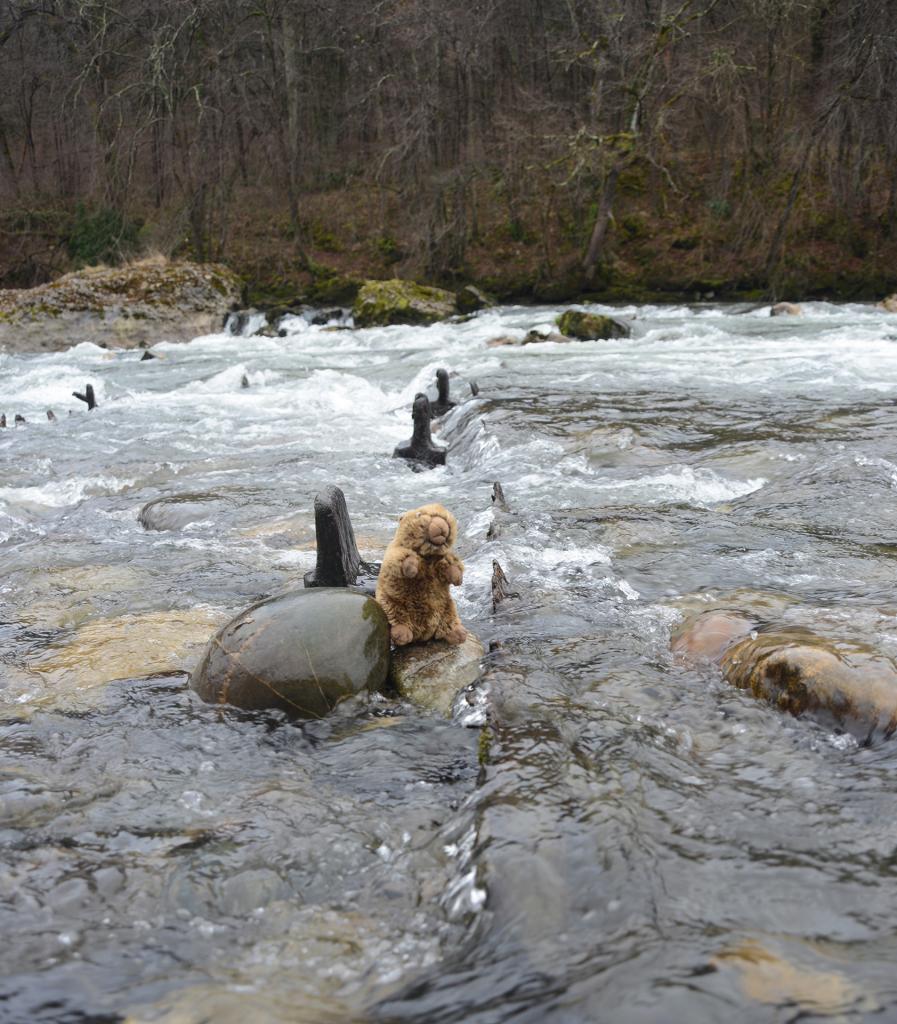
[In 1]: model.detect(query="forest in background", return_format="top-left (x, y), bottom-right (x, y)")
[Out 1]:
top-left (2, 0), bottom-right (897, 303)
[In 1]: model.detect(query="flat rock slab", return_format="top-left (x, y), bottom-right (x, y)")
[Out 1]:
top-left (191, 588), bottom-right (390, 718)
top-left (389, 633), bottom-right (485, 716)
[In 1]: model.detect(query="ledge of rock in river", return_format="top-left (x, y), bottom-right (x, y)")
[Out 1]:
top-left (8, 608), bottom-right (228, 716)
top-left (0, 256), bottom-right (242, 352)
top-left (388, 634), bottom-right (486, 716)
top-left (673, 609), bottom-right (897, 742)
top-left (190, 588), bottom-right (390, 718)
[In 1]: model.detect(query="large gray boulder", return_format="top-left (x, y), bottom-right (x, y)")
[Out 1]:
top-left (388, 633), bottom-right (485, 716)
top-left (0, 257), bottom-right (242, 352)
top-left (191, 588), bottom-right (390, 718)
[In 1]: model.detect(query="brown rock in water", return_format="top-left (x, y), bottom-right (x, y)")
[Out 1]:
top-left (388, 633), bottom-right (485, 716)
top-left (671, 609), bottom-right (756, 662)
top-left (877, 294), bottom-right (897, 313)
top-left (674, 610), bottom-right (897, 741)
top-left (770, 302), bottom-right (802, 316)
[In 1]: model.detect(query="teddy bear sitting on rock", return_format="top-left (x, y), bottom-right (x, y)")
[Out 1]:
top-left (375, 502), bottom-right (467, 646)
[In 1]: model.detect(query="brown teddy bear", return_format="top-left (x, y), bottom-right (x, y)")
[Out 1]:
top-left (375, 502), bottom-right (467, 646)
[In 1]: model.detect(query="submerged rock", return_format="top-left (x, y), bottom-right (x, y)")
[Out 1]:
top-left (388, 633), bottom-right (485, 716)
top-left (190, 588), bottom-right (390, 717)
top-left (556, 310), bottom-right (630, 340)
top-left (352, 279), bottom-right (457, 328)
top-left (138, 493), bottom-right (231, 532)
top-left (674, 609), bottom-right (897, 741)
top-left (711, 939), bottom-right (866, 1014)
top-left (0, 257), bottom-right (242, 353)
top-left (18, 608), bottom-right (227, 713)
top-left (770, 301), bottom-right (802, 316)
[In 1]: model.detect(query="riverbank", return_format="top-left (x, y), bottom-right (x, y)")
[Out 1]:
top-left (4, 177), bottom-right (897, 314)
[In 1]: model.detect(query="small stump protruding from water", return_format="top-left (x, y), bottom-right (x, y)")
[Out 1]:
top-left (73, 384), bottom-right (98, 410)
top-left (491, 560), bottom-right (518, 612)
top-left (0, 414), bottom-right (5, 428)
top-left (393, 394), bottom-right (446, 468)
top-left (431, 368), bottom-right (456, 417)
top-left (304, 485), bottom-right (380, 592)
top-left (14, 414), bottom-right (25, 426)
top-left (492, 481), bottom-right (509, 511)
top-left (469, 379), bottom-right (480, 397)
top-left (46, 410), bottom-right (56, 422)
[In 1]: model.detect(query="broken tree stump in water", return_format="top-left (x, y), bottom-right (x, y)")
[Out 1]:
top-left (492, 481), bottom-right (509, 511)
top-left (73, 384), bottom-right (98, 410)
top-left (393, 394), bottom-right (446, 468)
top-left (491, 560), bottom-right (518, 612)
top-left (431, 368), bottom-right (457, 417)
top-left (303, 485), bottom-right (380, 593)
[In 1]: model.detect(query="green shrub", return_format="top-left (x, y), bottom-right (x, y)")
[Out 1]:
top-left (66, 204), bottom-right (141, 267)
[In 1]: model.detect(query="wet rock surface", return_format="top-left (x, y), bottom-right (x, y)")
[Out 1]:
top-left (555, 310), bottom-right (630, 340)
top-left (352, 279), bottom-right (457, 328)
top-left (674, 609), bottom-right (897, 741)
top-left (190, 588), bottom-right (390, 717)
top-left (388, 633), bottom-right (485, 715)
top-left (138, 492), bottom-right (232, 532)
top-left (0, 257), bottom-right (241, 352)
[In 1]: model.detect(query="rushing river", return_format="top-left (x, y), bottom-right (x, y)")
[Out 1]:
top-left (3, 302), bottom-right (897, 1022)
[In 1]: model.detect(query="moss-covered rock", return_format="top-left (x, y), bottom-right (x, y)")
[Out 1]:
top-left (556, 310), bottom-right (630, 340)
top-left (353, 278), bottom-right (457, 328)
top-left (0, 256), bottom-right (242, 353)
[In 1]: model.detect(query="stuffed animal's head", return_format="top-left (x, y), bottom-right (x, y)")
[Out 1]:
top-left (394, 503), bottom-right (458, 557)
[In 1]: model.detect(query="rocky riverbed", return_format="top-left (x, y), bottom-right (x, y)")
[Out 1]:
top-left (3, 298), bottom-right (897, 1021)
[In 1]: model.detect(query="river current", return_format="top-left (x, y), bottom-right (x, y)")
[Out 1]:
top-left (2, 302), bottom-right (897, 1022)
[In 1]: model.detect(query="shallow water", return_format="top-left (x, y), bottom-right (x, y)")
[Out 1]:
top-left (3, 301), bottom-right (897, 1022)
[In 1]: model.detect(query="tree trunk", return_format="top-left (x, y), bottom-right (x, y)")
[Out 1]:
top-left (582, 160), bottom-right (622, 281)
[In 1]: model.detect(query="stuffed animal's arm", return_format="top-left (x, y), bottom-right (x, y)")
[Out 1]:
top-left (436, 552), bottom-right (464, 586)
top-left (381, 546), bottom-right (420, 580)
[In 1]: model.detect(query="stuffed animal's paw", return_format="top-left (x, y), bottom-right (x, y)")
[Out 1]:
top-left (391, 623), bottom-right (414, 646)
top-left (443, 624), bottom-right (467, 645)
top-left (446, 563), bottom-right (463, 586)
top-left (402, 554), bottom-right (420, 578)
